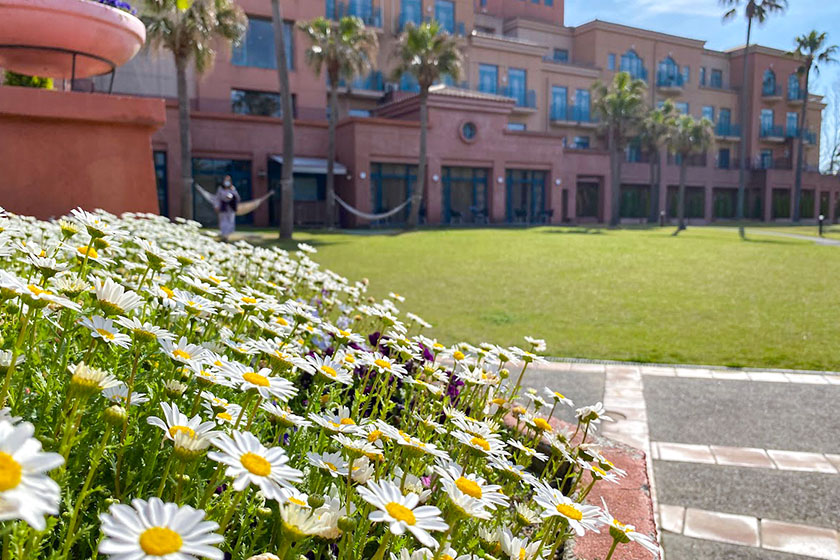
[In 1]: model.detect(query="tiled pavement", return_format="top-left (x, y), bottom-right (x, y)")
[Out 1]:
top-left (521, 360), bottom-right (840, 560)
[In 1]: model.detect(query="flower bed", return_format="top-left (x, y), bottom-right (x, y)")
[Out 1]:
top-left (0, 207), bottom-right (659, 560)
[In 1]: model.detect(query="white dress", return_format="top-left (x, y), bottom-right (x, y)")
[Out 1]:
top-left (214, 186), bottom-right (240, 237)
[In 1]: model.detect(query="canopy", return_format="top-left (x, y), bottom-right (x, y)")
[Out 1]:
top-left (270, 156), bottom-right (348, 175)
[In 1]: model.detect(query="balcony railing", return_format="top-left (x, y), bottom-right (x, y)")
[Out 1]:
top-left (656, 72), bottom-right (685, 89)
top-left (755, 156), bottom-right (792, 170)
top-left (338, 71), bottom-right (385, 92)
top-left (715, 122), bottom-right (741, 137)
top-left (326, 1), bottom-right (382, 27)
top-left (788, 89), bottom-right (806, 102)
top-left (787, 127), bottom-right (818, 144)
top-left (501, 86), bottom-right (536, 109)
top-left (549, 103), bottom-right (598, 124)
top-left (760, 124), bottom-right (784, 138)
top-left (762, 84), bottom-right (783, 97)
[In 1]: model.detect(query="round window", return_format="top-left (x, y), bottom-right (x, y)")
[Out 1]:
top-left (461, 122), bottom-right (477, 141)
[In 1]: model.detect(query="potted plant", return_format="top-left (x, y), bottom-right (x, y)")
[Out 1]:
top-left (0, 0), bottom-right (145, 80)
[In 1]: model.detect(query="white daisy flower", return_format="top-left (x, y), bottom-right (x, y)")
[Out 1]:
top-left (103, 383), bottom-right (149, 406)
top-left (208, 431), bottom-right (303, 501)
top-left (507, 439), bottom-right (548, 462)
top-left (451, 430), bottom-right (508, 458)
top-left (357, 479), bottom-right (448, 549)
top-left (533, 482), bottom-right (602, 536)
top-left (305, 354), bottom-right (353, 385)
top-left (575, 402), bottom-right (613, 425)
top-left (159, 337), bottom-right (208, 366)
top-left (260, 403), bottom-right (311, 429)
top-left (99, 497), bottom-right (223, 559)
top-left (600, 498), bottom-right (660, 557)
top-left (93, 277), bottom-right (143, 315)
top-left (147, 402), bottom-right (218, 442)
top-left (309, 407), bottom-right (364, 435)
top-left (543, 387), bottom-right (574, 408)
top-left (222, 362), bottom-right (298, 402)
top-left (435, 463), bottom-right (508, 519)
top-left (499, 527), bottom-right (546, 560)
top-left (115, 317), bottom-right (174, 344)
top-left (307, 451), bottom-right (350, 478)
top-left (78, 316), bottom-right (132, 348)
top-left (0, 420), bottom-right (63, 530)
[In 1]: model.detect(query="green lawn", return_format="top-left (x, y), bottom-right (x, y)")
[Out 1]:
top-left (247, 226), bottom-right (840, 371)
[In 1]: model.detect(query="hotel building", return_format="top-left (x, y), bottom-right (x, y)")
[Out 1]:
top-left (95, 0), bottom-right (839, 227)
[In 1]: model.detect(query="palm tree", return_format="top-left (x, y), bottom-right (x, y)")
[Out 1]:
top-left (639, 100), bottom-right (676, 223)
top-left (667, 115), bottom-right (715, 235)
top-left (271, 0), bottom-right (295, 239)
top-left (592, 71), bottom-right (647, 227)
top-left (393, 21), bottom-right (463, 228)
top-left (721, 0), bottom-right (787, 231)
top-left (790, 31), bottom-right (838, 222)
top-left (144, 0), bottom-right (246, 221)
top-left (300, 16), bottom-right (378, 229)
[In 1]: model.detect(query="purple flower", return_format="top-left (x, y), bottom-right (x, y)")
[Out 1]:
top-left (92, 0), bottom-right (136, 15)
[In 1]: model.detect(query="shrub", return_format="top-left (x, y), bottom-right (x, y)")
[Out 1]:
top-left (2, 71), bottom-right (53, 89)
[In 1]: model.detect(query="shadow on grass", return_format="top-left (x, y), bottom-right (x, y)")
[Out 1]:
top-left (541, 227), bottom-right (605, 235)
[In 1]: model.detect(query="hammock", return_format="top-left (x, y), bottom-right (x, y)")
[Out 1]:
top-left (194, 183), bottom-right (274, 217)
top-left (335, 195), bottom-right (412, 221)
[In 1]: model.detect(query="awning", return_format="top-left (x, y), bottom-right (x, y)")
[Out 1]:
top-left (271, 156), bottom-right (347, 175)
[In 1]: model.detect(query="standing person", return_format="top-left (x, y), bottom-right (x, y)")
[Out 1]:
top-left (214, 175), bottom-right (240, 241)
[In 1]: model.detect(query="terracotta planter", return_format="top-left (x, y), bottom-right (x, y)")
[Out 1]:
top-left (0, 0), bottom-right (145, 79)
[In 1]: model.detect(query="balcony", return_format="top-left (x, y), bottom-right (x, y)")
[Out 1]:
top-left (787, 127), bottom-right (818, 145)
top-left (326, 1), bottom-right (382, 27)
top-left (501, 86), bottom-right (536, 112)
top-left (337, 71), bottom-right (385, 97)
top-left (715, 122), bottom-right (741, 140)
top-left (760, 124), bottom-right (785, 142)
top-left (754, 156), bottom-right (792, 170)
top-left (787, 89), bottom-right (806, 105)
top-left (549, 104), bottom-right (598, 127)
top-left (656, 72), bottom-right (685, 95)
top-left (762, 84), bottom-right (783, 100)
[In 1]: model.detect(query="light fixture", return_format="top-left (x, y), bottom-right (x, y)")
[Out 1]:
top-left (432, 174), bottom-right (440, 182)
top-left (359, 172), bottom-right (367, 180)
top-left (345, 173), bottom-right (352, 181)
top-left (554, 178), bottom-right (562, 186)
top-left (497, 176), bottom-right (504, 184)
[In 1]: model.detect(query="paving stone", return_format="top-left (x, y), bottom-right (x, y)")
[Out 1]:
top-left (659, 504), bottom-right (685, 534)
top-left (746, 372), bottom-right (790, 383)
top-left (826, 454), bottom-right (840, 471)
top-left (640, 366), bottom-right (676, 376)
top-left (683, 508), bottom-right (759, 547)
top-left (761, 520), bottom-right (840, 560)
top-left (710, 445), bottom-right (775, 469)
top-left (784, 373), bottom-right (829, 384)
top-left (656, 442), bottom-right (715, 464)
top-left (767, 450), bottom-right (838, 473)
top-left (711, 370), bottom-right (750, 380)
top-left (662, 532), bottom-right (815, 560)
top-left (824, 375), bottom-right (840, 385)
top-left (676, 368), bottom-right (714, 378)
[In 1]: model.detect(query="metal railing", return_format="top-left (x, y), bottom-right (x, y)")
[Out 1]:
top-left (656, 72), bottom-right (685, 89)
top-left (549, 104), bottom-right (598, 123)
top-left (501, 86), bottom-right (536, 109)
top-left (787, 89), bottom-right (806, 102)
top-left (715, 122), bottom-right (741, 137)
top-left (762, 84), bottom-right (783, 97)
top-left (326, 1), bottom-right (382, 27)
top-left (338, 71), bottom-right (385, 92)
top-left (760, 124), bottom-right (784, 138)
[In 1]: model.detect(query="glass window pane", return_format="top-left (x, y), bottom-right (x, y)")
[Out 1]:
top-left (478, 64), bottom-right (498, 94)
top-left (232, 18), bottom-right (294, 70)
top-left (434, 0), bottom-right (455, 33)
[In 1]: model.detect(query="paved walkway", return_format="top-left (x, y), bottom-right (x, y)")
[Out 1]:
top-left (522, 361), bottom-right (840, 560)
top-left (743, 229), bottom-right (840, 246)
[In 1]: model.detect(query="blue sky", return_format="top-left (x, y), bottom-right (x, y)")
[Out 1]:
top-left (564, 0), bottom-right (840, 95)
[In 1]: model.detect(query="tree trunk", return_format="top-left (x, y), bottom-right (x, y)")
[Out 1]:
top-left (736, 18), bottom-right (753, 229)
top-left (609, 130), bottom-right (622, 227)
top-left (674, 158), bottom-right (687, 235)
top-left (175, 55), bottom-right (193, 221)
top-left (793, 65), bottom-right (811, 222)
top-left (648, 149), bottom-right (659, 223)
top-left (326, 79), bottom-right (338, 229)
top-left (407, 89), bottom-right (428, 228)
top-left (272, 0), bottom-right (295, 239)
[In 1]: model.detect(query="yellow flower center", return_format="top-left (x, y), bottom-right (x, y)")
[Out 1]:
top-left (367, 430), bottom-right (383, 442)
top-left (320, 365), bottom-right (337, 377)
top-left (243, 371), bottom-right (270, 387)
top-left (555, 503), bottom-right (583, 521)
top-left (139, 527), bottom-right (183, 556)
top-left (161, 286), bottom-right (174, 298)
top-left (240, 452), bottom-right (271, 476)
top-left (385, 502), bottom-right (416, 525)
top-left (338, 329), bottom-right (350, 337)
top-left (172, 349), bottom-right (191, 360)
top-left (27, 284), bottom-right (51, 297)
top-left (325, 462), bottom-right (338, 471)
top-left (453, 351), bottom-right (465, 360)
top-left (168, 425), bottom-right (195, 439)
top-left (534, 418), bottom-right (552, 432)
top-left (216, 412), bottom-right (232, 422)
top-left (275, 317), bottom-right (289, 326)
top-left (96, 328), bottom-right (115, 340)
top-left (345, 355), bottom-right (355, 363)
top-left (470, 437), bottom-right (490, 451)
top-left (519, 548), bottom-right (527, 560)
top-left (455, 477), bottom-right (482, 499)
top-left (374, 359), bottom-right (391, 370)
top-left (491, 397), bottom-right (506, 406)
top-left (339, 418), bottom-right (356, 425)
top-left (442, 556), bottom-right (454, 560)
top-left (0, 452), bottom-right (22, 492)
top-left (289, 497), bottom-right (307, 507)
top-left (554, 392), bottom-right (566, 400)
top-left (241, 296), bottom-right (257, 304)
top-left (77, 246), bottom-right (98, 259)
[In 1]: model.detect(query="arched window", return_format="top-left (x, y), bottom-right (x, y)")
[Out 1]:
top-left (762, 69), bottom-right (777, 96)
top-left (620, 50), bottom-right (646, 81)
top-left (657, 56), bottom-right (680, 86)
top-left (788, 73), bottom-right (801, 100)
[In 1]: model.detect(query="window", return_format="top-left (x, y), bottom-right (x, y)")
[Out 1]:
top-left (682, 65), bottom-right (690, 84)
top-left (400, 73), bottom-right (419, 92)
top-left (348, 109), bottom-right (371, 117)
top-left (551, 86), bottom-right (567, 120)
top-left (772, 188), bottom-right (790, 217)
top-left (370, 163), bottom-right (417, 224)
top-left (657, 56), bottom-right (680, 86)
top-left (760, 108), bottom-right (774, 134)
top-left (572, 136), bottom-right (590, 149)
top-left (710, 69), bottom-right (723, 88)
top-left (154, 151), bottom-right (168, 217)
top-left (788, 73), bottom-right (801, 100)
top-left (626, 142), bottom-right (642, 163)
top-left (675, 102), bottom-right (689, 114)
top-left (760, 149), bottom-right (773, 169)
top-left (608, 53), bottom-right (616, 70)
top-left (507, 122), bottom-right (526, 131)
top-left (400, 0), bottom-right (422, 29)
top-left (232, 17), bottom-right (293, 70)
top-left (719, 108), bottom-right (731, 127)
top-left (786, 112), bottom-right (798, 137)
top-left (762, 69), bottom-right (777, 96)
top-left (718, 148), bottom-right (730, 169)
top-left (702, 106), bottom-right (715, 122)
top-left (699, 67), bottom-right (706, 86)
top-left (341, 0), bottom-right (378, 26)
top-left (545, 0), bottom-right (553, 5)
top-left (478, 64), bottom-right (498, 94)
top-left (461, 122), bottom-right (477, 140)
top-left (506, 170), bottom-right (547, 222)
top-left (442, 167), bottom-right (489, 223)
top-left (434, 0), bottom-right (455, 34)
top-left (507, 68), bottom-right (527, 106)
top-left (192, 158), bottom-right (253, 226)
top-left (574, 89), bottom-right (590, 121)
top-left (231, 89), bottom-right (287, 118)
top-left (552, 48), bottom-right (569, 62)
top-left (620, 50), bottom-right (646, 80)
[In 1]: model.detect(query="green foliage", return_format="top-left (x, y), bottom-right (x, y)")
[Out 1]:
top-left (392, 21), bottom-right (463, 91)
top-left (299, 16), bottom-right (378, 85)
top-left (2, 71), bottom-right (53, 89)
top-left (592, 71), bottom-right (647, 149)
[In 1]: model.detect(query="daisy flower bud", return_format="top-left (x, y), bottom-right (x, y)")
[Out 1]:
top-left (104, 405), bottom-right (127, 427)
